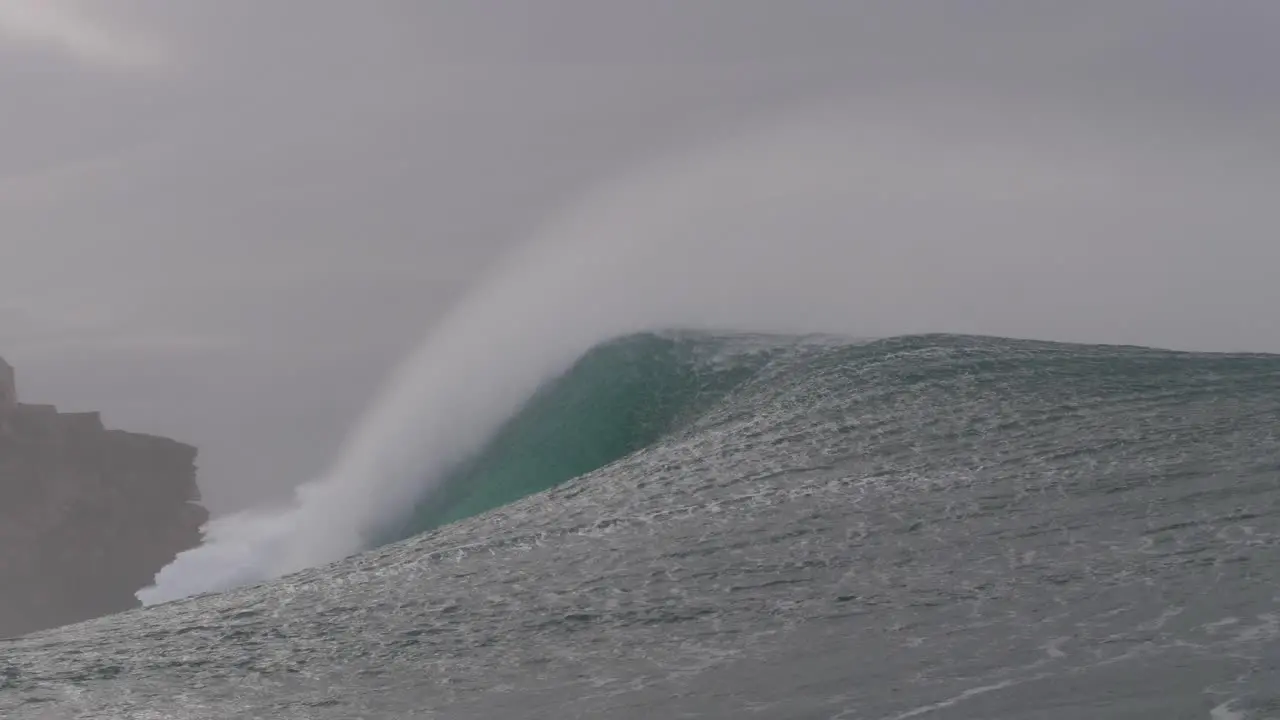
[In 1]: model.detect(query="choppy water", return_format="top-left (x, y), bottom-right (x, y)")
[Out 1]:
top-left (3, 333), bottom-right (1278, 719)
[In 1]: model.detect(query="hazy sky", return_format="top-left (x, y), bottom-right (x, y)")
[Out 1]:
top-left (2, 2), bottom-right (1278, 512)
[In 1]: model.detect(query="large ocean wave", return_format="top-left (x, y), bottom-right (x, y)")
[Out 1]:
top-left (139, 104), bottom-right (1278, 605)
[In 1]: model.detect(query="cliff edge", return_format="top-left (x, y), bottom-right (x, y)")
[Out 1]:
top-left (0, 357), bottom-right (207, 638)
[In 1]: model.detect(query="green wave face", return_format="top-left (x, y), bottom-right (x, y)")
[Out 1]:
top-left (377, 330), bottom-right (1280, 547)
top-left (379, 332), bottom-right (779, 543)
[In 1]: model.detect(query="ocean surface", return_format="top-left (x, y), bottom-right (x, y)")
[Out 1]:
top-left (2, 332), bottom-right (1278, 719)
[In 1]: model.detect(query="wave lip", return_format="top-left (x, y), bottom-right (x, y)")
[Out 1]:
top-left (376, 331), bottom-right (781, 543)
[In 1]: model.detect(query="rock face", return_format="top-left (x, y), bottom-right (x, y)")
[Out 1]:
top-left (0, 357), bottom-right (207, 638)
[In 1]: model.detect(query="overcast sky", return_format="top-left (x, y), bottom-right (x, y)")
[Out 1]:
top-left (2, 1), bottom-right (1278, 513)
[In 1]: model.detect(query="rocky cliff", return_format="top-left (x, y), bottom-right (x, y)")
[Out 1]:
top-left (0, 373), bottom-right (207, 638)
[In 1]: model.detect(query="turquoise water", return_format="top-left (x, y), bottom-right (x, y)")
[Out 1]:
top-left (3, 332), bottom-right (1278, 718)
top-left (380, 333), bottom-right (776, 540)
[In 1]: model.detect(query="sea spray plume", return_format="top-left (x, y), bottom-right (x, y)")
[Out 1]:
top-left (140, 100), bottom-right (1280, 603)
top-left (139, 148), bottom-right (688, 602)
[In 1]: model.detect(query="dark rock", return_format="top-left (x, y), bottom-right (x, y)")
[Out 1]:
top-left (0, 357), bottom-right (207, 638)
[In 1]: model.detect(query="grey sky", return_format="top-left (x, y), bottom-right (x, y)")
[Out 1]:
top-left (2, 1), bottom-right (1278, 512)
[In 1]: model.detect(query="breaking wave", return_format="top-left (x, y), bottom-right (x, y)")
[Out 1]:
top-left (139, 103), bottom-right (1278, 604)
